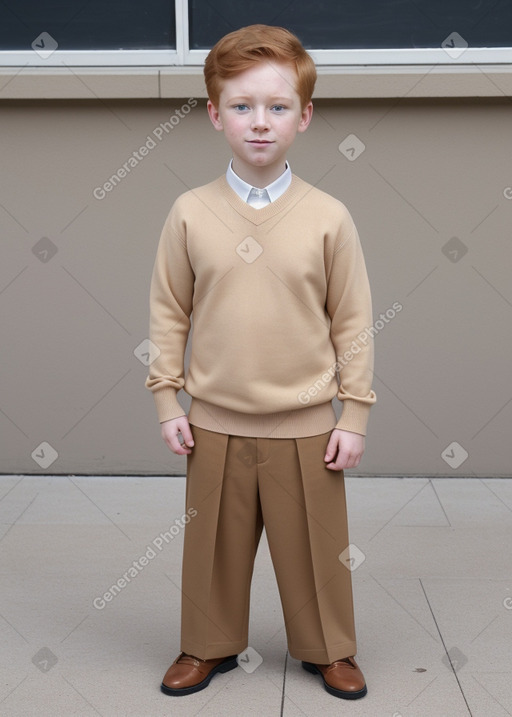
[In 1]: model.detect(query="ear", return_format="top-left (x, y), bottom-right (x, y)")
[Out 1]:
top-left (207, 100), bottom-right (224, 131)
top-left (297, 101), bottom-right (313, 133)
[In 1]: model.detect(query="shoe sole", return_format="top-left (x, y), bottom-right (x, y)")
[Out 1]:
top-left (161, 656), bottom-right (238, 696)
top-left (301, 661), bottom-right (368, 700)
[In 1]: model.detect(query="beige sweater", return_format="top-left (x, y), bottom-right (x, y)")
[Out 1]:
top-left (146, 174), bottom-right (376, 437)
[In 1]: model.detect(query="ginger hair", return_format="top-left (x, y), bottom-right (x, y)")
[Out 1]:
top-left (204, 24), bottom-right (317, 109)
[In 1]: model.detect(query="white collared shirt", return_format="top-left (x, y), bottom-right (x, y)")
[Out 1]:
top-left (226, 160), bottom-right (292, 206)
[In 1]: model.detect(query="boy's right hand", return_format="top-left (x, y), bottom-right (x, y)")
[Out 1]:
top-left (160, 416), bottom-right (195, 455)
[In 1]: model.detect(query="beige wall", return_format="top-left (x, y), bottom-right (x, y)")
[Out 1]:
top-left (1, 97), bottom-right (511, 476)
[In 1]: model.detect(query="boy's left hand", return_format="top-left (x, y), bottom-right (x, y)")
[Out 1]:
top-left (324, 429), bottom-right (365, 471)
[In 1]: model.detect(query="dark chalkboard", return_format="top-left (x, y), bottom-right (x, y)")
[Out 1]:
top-left (0, 0), bottom-right (511, 55)
top-left (0, 0), bottom-right (175, 50)
top-left (189, 0), bottom-right (512, 51)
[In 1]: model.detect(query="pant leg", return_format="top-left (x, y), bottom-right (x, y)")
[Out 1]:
top-left (257, 432), bottom-right (357, 664)
top-left (180, 427), bottom-right (263, 659)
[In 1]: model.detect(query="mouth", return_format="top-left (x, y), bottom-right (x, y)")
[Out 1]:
top-left (247, 139), bottom-right (274, 144)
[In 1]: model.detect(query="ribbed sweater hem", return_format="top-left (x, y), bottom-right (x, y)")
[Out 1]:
top-left (188, 399), bottom-right (337, 438)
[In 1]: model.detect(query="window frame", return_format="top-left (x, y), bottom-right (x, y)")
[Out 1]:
top-left (1, 0), bottom-right (512, 67)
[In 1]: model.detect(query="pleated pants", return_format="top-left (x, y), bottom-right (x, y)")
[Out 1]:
top-left (179, 425), bottom-right (357, 665)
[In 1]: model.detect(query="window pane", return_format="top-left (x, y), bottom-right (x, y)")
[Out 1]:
top-left (189, 0), bottom-right (512, 50)
top-left (0, 0), bottom-right (175, 50)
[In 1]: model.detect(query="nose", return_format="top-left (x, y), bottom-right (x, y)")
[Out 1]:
top-left (251, 108), bottom-right (270, 131)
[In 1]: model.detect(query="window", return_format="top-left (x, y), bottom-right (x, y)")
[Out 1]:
top-left (1, 0), bottom-right (511, 67)
top-left (0, 0), bottom-right (178, 66)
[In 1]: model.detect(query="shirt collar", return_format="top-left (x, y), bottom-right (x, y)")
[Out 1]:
top-left (226, 160), bottom-right (292, 203)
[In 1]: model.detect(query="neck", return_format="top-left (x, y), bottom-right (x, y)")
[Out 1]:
top-left (231, 158), bottom-right (287, 189)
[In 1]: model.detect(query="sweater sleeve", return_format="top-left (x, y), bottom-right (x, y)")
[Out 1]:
top-left (145, 202), bottom-right (195, 423)
top-left (326, 206), bottom-right (377, 435)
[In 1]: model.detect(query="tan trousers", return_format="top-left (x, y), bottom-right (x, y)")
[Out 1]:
top-left (180, 425), bottom-right (357, 664)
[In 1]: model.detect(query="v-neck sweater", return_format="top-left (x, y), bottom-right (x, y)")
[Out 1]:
top-left (146, 174), bottom-right (376, 437)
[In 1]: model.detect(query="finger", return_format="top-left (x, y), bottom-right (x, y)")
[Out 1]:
top-left (323, 435), bottom-right (338, 462)
top-left (326, 453), bottom-right (346, 470)
top-left (179, 424), bottom-right (195, 448)
top-left (326, 450), bottom-right (360, 470)
top-left (173, 433), bottom-right (193, 455)
top-left (330, 453), bottom-right (361, 470)
top-left (171, 443), bottom-right (193, 456)
top-left (163, 431), bottom-right (191, 455)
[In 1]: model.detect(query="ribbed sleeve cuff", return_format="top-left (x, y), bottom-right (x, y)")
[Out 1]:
top-left (335, 400), bottom-right (372, 436)
top-left (152, 388), bottom-right (186, 424)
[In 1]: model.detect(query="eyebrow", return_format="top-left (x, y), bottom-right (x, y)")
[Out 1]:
top-left (226, 95), bottom-right (294, 103)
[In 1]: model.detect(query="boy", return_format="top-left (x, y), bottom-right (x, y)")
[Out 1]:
top-left (146, 24), bottom-right (376, 700)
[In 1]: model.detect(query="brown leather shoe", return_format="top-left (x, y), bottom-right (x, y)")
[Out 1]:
top-left (302, 656), bottom-right (367, 699)
top-left (161, 652), bottom-right (238, 696)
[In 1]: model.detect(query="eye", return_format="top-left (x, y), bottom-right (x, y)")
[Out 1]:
top-left (233, 104), bottom-right (249, 111)
top-left (272, 105), bottom-right (286, 112)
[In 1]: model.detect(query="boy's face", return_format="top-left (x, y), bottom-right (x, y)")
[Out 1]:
top-left (207, 61), bottom-right (313, 186)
